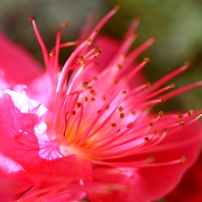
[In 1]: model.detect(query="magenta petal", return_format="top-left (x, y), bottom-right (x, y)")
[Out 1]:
top-left (126, 122), bottom-right (202, 201)
top-left (26, 73), bottom-right (53, 107)
top-left (0, 154), bottom-right (34, 195)
top-left (165, 153), bottom-right (202, 202)
top-left (86, 122), bottom-right (202, 202)
top-left (0, 33), bottom-right (43, 84)
top-left (0, 170), bottom-right (15, 202)
top-left (0, 90), bottom-right (84, 180)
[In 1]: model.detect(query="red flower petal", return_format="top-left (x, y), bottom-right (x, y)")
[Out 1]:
top-left (165, 153), bottom-right (202, 202)
top-left (0, 90), bottom-right (90, 180)
top-left (0, 33), bottom-right (43, 85)
top-left (85, 121), bottom-right (202, 202)
top-left (126, 122), bottom-right (202, 201)
top-left (0, 169), bottom-right (15, 202)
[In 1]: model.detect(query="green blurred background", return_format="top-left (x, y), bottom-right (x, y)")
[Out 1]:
top-left (0, 0), bottom-right (202, 110)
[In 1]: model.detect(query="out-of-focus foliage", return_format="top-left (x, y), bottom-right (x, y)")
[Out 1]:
top-left (0, 0), bottom-right (202, 109)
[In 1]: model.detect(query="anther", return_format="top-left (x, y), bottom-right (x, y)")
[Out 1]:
top-left (154, 129), bottom-right (159, 135)
top-left (144, 137), bottom-right (150, 141)
top-left (184, 61), bottom-right (191, 68)
top-left (161, 98), bottom-right (166, 103)
top-left (144, 58), bottom-right (150, 63)
top-left (78, 55), bottom-right (84, 60)
top-left (84, 97), bottom-right (88, 102)
top-left (94, 62), bottom-right (99, 66)
top-left (90, 89), bottom-right (95, 95)
top-left (150, 36), bottom-right (157, 42)
top-left (178, 114), bottom-right (183, 119)
top-left (117, 64), bottom-right (122, 70)
top-left (87, 39), bottom-right (93, 45)
top-left (158, 111), bottom-right (163, 117)
top-left (119, 106), bottom-right (124, 111)
top-left (134, 14), bottom-right (141, 20)
top-left (111, 123), bottom-right (117, 127)
top-left (93, 77), bottom-right (98, 81)
top-left (49, 51), bottom-right (56, 56)
top-left (120, 113), bottom-right (125, 119)
top-left (179, 121), bottom-right (185, 126)
top-left (153, 114), bottom-right (158, 119)
top-left (120, 55), bottom-right (125, 61)
top-left (72, 110), bottom-right (76, 115)
top-left (103, 96), bottom-right (107, 100)
top-left (133, 33), bottom-right (139, 39)
top-left (188, 109), bottom-right (193, 116)
top-left (94, 45), bottom-right (102, 54)
top-left (80, 60), bottom-right (86, 65)
top-left (28, 17), bottom-right (36, 21)
top-left (83, 81), bottom-right (89, 88)
top-left (163, 128), bottom-right (168, 132)
top-left (131, 111), bottom-right (136, 115)
top-left (114, 5), bottom-right (120, 11)
top-left (146, 82), bottom-right (151, 87)
top-left (63, 21), bottom-right (68, 26)
top-left (170, 83), bottom-right (176, 88)
top-left (127, 122), bottom-right (133, 129)
top-left (122, 90), bottom-right (127, 94)
top-left (77, 103), bottom-right (82, 108)
top-left (149, 122), bottom-right (154, 126)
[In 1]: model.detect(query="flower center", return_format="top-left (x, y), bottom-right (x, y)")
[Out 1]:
top-left (60, 120), bottom-right (101, 161)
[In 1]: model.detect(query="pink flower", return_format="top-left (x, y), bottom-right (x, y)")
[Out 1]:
top-left (0, 6), bottom-right (202, 201)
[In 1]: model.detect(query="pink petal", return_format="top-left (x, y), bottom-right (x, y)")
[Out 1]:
top-left (0, 154), bottom-right (34, 195)
top-left (0, 33), bottom-right (43, 85)
top-left (0, 169), bottom-right (16, 202)
top-left (26, 73), bottom-right (53, 107)
top-left (86, 121), bottom-right (202, 202)
top-left (0, 90), bottom-right (89, 180)
top-left (165, 153), bottom-right (202, 202)
top-left (126, 121), bottom-right (202, 201)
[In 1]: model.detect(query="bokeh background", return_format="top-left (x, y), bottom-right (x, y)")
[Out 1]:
top-left (0, 0), bottom-right (202, 111)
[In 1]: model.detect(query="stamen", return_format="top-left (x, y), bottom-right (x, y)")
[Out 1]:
top-left (120, 113), bottom-right (125, 119)
top-left (92, 157), bottom-right (186, 168)
top-left (29, 17), bottom-right (49, 69)
top-left (35, 6), bottom-right (202, 171)
top-left (124, 36), bottom-right (156, 68)
top-left (54, 21), bottom-right (69, 70)
top-left (122, 58), bottom-right (149, 84)
top-left (127, 82), bottom-right (174, 104)
top-left (138, 62), bottom-right (190, 97)
top-left (161, 81), bottom-right (202, 100)
top-left (137, 98), bottom-right (166, 109)
top-left (123, 15), bottom-right (141, 41)
top-left (188, 109), bottom-right (194, 116)
top-left (56, 7), bottom-right (120, 95)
